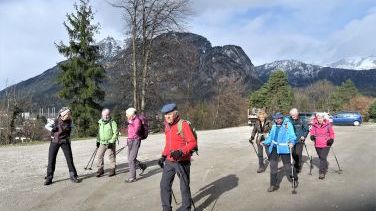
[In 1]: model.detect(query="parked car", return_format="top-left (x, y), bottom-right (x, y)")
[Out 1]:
top-left (332, 112), bottom-right (362, 126)
top-left (298, 112), bottom-right (315, 125)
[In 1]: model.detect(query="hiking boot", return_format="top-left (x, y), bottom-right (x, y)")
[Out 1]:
top-left (319, 173), bottom-right (325, 180)
top-left (267, 186), bottom-right (279, 192)
top-left (96, 168), bottom-right (104, 177)
top-left (293, 180), bottom-right (299, 188)
top-left (108, 169), bottom-right (116, 177)
top-left (139, 163), bottom-right (147, 176)
top-left (295, 166), bottom-right (302, 174)
top-left (70, 177), bottom-right (80, 183)
top-left (125, 178), bottom-right (136, 183)
top-left (257, 166), bottom-right (265, 173)
top-left (44, 178), bottom-right (52, 186)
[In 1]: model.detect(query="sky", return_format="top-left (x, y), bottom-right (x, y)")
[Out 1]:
top-left (1, 0), bottom-right (376, 87)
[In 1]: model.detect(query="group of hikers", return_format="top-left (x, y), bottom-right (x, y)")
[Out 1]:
top-left (249, 108), bottom-right (335, 192)
top-left (43, 103), bottom-right (197, 211)
top-left (42, 103), bottom-right (336, 211)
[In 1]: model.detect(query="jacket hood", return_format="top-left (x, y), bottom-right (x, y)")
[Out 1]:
top-left (312, 118), bottom-right (330, 126)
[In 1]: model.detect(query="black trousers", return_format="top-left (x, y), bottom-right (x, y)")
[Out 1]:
top-left (160, 160), bottom-right (191, 211)
top-left (292, 142), bottom-right (303, 169)
top-left (269, 147), bottom-right (297, 186)
top-left (315, 147), bottom-right (330, 174)
top-left (257, 142), bottom-right (270, 167)
top-left (46, 141), bottom-right (78, 180)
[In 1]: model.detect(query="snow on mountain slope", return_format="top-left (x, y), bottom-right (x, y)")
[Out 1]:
top-left (328, 56), bottom-right (376, 70)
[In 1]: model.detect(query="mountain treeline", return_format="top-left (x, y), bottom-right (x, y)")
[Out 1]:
top-left (249, 70), bottom-right (376, 120)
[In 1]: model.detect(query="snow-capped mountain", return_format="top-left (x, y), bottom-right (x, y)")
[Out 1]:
top-left (255, 59), bottom-right (376, 93)
top-left (255, 60), bottom-right (322, 86)
top-left (97, 36), bottom-right (123, 62)
top-left (328, 56), bottom-right (376, 70)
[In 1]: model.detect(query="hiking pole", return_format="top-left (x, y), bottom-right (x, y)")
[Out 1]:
top-left (159, 163), bottom-right (178, 205)
top-left (171, 188), bottom-right (178, 205)
top-left (116, 146), bottom-right (126, 155)
top-left (304, 143), bottom-right (313, 175)
top-left (331, 147), bottom-right (342, 174)
top-left (250, 142), bottom-right (259, 156)
top-left (176, 163), bottom-right (196, 210)
top-left (289, 147), bottom-right (297, 194)
top-left (87, 148), bottom-right (98, 170)
top-left (84, 148), bottom-right (97, 170)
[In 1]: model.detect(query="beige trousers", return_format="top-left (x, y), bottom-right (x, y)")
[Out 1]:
top-left (96, 144), bottom-right (116, 170)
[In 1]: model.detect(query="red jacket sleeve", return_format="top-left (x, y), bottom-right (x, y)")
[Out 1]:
top-left (181, 121), bottom-right (197, 155)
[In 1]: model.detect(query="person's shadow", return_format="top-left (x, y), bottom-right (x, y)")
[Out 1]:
top-left (51, 159), bottom-right (162, 183)
top-left (188, 174), bottom-right (239, 211)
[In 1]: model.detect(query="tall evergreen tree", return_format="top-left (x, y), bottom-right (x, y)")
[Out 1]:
top-left (249, 70), bottom-right (293, 114)
top-left (368, 100), bottom-right (376, 120)
top-left (56, 0), bottom-right (104, 137)
top-left (329, 79), bottom-right (359, 112)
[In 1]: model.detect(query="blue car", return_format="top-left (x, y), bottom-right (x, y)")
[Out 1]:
top-left (332, 112), bottom-right (362, 126)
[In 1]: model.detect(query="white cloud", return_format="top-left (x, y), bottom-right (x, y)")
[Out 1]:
top-left (323, 8), bottom-right (376, 63)
top-left (1, 0), bottom-right (376, 87)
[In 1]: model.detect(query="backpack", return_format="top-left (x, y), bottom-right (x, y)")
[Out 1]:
top-left (138, 115), bottom-right (149, 140)
top-left (177, 119), bottom-right (198, 155)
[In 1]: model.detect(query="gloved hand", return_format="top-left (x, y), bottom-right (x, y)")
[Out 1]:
top-left (300, 136), bottom-right (305, 143)
top-left (249, 137), bottom-right (254, 144)
top-left (96, 142), bottom-right (100, 148)
top-left (107, 143), bottom-right (114, 149)
top-left (327, 139), bottom-right (334, 146)
top-left (158, 156), bottom-right (166, 168)
top-left (170, 150), bottom-right (183, 161)
top-left (310, 135), bottom-right (316, 142)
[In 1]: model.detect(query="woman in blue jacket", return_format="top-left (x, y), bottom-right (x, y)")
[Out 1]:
top-left (261, 112), bottom-right (298, 192)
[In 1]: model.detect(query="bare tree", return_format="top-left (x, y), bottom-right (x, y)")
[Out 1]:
top-left (109, 0), bottom-right (191, 111)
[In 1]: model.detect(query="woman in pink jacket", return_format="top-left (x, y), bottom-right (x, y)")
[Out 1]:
top-left (309, 113), bottom-right (335, 179)
top-left (126, 108), bottom-right (147, 183)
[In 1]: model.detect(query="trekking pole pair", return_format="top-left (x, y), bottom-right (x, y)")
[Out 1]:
top-left (84, 148), bottom-right (98, 170)
top-left (116, 146), bottom-right (126, 155)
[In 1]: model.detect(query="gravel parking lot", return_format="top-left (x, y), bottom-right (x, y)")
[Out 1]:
top-left (0, 124), bottom-right (375, 211)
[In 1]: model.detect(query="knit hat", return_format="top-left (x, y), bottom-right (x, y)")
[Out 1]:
top-left (273, 112), bottom-right (284, 120)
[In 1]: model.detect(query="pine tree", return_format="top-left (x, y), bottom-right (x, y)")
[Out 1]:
top-left (56, 0), bottom-right (104, 137)
top-left (249, 70), bottom-right (293, 114)
top-left (368, 100), bottom-right (376, 120)
top-left (329, 79), bottom-right (359, 112)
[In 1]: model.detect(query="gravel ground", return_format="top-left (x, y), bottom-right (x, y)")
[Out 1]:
top-left (0, 124), bottom-right (375, 211)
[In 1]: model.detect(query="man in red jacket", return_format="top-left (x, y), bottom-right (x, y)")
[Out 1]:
top-left (158, 103), bottom-right (197, 211)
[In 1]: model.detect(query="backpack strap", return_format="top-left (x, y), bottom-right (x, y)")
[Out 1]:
top-left (177, 119), bottom-right (185, 137)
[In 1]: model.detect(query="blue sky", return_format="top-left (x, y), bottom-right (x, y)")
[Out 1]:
top-left (1, 0), bottom-right (376, 87)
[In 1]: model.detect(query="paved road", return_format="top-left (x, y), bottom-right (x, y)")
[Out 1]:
top-left (0, 124), bottom-right (375, 211)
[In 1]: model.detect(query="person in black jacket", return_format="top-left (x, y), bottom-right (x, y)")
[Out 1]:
top-left (44, 107), bottom-right (80, 185)
top-left (289, 108), bottom-right (309, 173)
top-left (249, 111), bottom-right (273, 173)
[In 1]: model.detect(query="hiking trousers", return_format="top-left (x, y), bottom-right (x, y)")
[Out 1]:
top-left (269, 147), bottom-right (297, 186)
top-left (160, 160), bottom-right (192, 211)
top-left (46, 140), bottom-right (77, 180)
top-left (315, 147), bottom-right (330, 174)
top-left (96, 144), bottom-right (116, 170)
